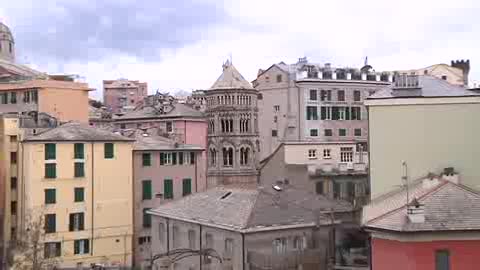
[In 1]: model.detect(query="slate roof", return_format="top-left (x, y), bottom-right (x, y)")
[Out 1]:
top-left (149, 185), bottom-right (353, 232)
top-left (24, 122), bottom-right (133, 142)
top-left (117, 103), bottom-right (203, 120)
top-left (368, 75), bottom-right (477, 99)
top-left (210, 60), bottom-right (253, 90)
top-left (363, 178), bottom-right (480, 232)
top-left (134, 135), bottom-right (204, 151)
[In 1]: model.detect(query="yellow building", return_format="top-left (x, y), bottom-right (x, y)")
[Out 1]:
top-left (1, 118), bottom-right (134, 268)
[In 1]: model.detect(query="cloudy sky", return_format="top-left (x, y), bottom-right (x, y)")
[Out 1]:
top-left (1, 0), bottom-right (479, 99)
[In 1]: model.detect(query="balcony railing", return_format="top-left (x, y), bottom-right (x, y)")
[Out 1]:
top-left (248, 249), bottom-right (325, 270)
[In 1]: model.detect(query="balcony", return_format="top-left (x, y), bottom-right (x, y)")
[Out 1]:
top-left (248, 249), bottom-right (324, 270)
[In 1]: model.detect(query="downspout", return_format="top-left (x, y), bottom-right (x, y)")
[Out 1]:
top-left (91, 142), bottom-right (95, 255)
top-left (297, 84), bottom-right (301, 141)
top-left (184, 120), bottom-right (187, 143)
top-left (199, 224), bottom-right (203, 270)
top-left (195, 152), bottom-right (198, 193)
top-left (166, 218), bottom-right (170, 252)
top-left (242, 233), bottom-right (246, 270)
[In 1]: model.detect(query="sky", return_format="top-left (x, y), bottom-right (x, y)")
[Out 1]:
top-left (1, 0), bottom-right (479, 100)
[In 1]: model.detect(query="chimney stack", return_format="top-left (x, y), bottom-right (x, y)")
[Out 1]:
top-left (407, 198), bottom-right (425, 223)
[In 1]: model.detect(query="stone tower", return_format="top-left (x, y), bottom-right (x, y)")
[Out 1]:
top-left (0, 22), bottom-right (15, 62)
top-left (451, 59), bottom-right (470, 86)
top-left (205, 60), bottom-right (260, 185)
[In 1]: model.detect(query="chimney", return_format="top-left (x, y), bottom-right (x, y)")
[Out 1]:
top-left (442, 167), bottom-right (459, 184)
top-left (407, 198), bottom-right (425, 223)
top-left (422, 173), bottom-right (439, 189)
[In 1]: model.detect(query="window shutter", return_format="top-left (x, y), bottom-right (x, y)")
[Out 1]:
top-left (74, 162), bottom-right (84, 177)
top-left (84, 240), bottom-right (90, 254)
top-left (74, 240), bottom-right (80, 254)
top-left (55, 242), bottom-right (61, 257)
top-left (142, 180), bottom-right (152, 200)
top-left (164, 179), bottom-right (173, 199)
top-left (74, 143), bottom-right (84, 159)
top-left (142, 153), bottom-right (151, 166)
top-left (45, 144), bottom-right (56, 160)
top-left (183, 179), bottom-right (192, 196)
top-left (179, 152), bottom-right (184, 165)
top-left (160, 153), bottom-right (165, 165)
top-left (79, 213), bottom-right (84, 230)
top-left (345, 107), bottom-right (351, 120)
top-left (172, 153), bottom-right (177, 165)
top-left (190, 152), bottom-right (195, 165)
top-left (104, 143), bottom-right (114, 159)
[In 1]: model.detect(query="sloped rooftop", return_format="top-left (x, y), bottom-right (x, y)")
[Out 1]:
top-left (117, 102), bottom-right (203, 120)
top-left (210, 60), bottom-right (253, 90)
top-left (134, 135), bottom-right (203, 151)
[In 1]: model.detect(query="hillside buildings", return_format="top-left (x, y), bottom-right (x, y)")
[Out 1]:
top-left (103, 79), bottom-right (148, 114)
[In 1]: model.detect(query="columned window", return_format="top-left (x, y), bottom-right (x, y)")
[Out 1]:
top-left (240, 147), bottom-right (250, 166)
top-left (209, 148), bottom-right (217, 166)
top-left (222, 147), bottom-right (234, 167)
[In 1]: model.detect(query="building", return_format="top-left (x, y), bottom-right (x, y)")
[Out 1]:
top-left (0, 22), bottom-right (15, 62)
top-left (185, 90), bottom-right (207, 112)
top-left (132, 133), bottom-right (205, 268)
top-left (3, 121), bottom-right (134, 268)
top-left (205, 61), bottom-right (260, 186)
top-left (363, 170), bottom-right (480, 270)
top-left (253, 58), bottom-right (391, 161)
top-left (396, 60), bottom-right (470, 86)
top-left (365, 74), bottom-right (480, 198)
top-left (148, 185), bottom-right (356, 270)
top-left (103, 79), bottom-right (148, 114)
top-left (259, 141), bottom-right (368, 207)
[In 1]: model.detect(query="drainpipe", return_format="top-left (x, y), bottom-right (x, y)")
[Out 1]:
top-left (296, 85), bottom-right (301, 141)
top-left (91, 142), bottom-right (95, 255)
top-left (242, 233), bottom-right (246, 270)
top-left (195, 152), bottom-right (198, 193)
top-left (199, 224), bottom-right (203, 270)
top-left (184, 120), bottom-right (187, 143)
top-left (166, 218), bottom-right (170, 252)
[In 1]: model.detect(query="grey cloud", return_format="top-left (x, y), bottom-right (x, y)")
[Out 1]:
top-left (5, 0), bottom-right (226, 62)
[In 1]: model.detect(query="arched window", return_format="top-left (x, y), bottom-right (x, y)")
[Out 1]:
top-left (240, 147), bottom-right (250, 166)
top-left (209, 148), bottom-right (217, 166)
top-left (222, 147), bottom-right (233, 167)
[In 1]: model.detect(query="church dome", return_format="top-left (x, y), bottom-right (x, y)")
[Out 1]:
top-left (0, 22), bottom-right (15, 62)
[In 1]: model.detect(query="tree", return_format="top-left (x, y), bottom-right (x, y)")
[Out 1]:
top-left (8, 211), bottom-right (61, 270)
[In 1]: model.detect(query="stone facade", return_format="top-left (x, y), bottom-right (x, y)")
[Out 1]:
top-left (103, 79), bottom-right (148, 114)
top-left (205, 61), bottom-right (260, 185)
top-left (0, 23), bottom-right (15, 62)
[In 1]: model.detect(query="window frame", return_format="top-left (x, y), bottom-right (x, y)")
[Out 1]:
top-left (142, 180), bottom-right (152, 200)
top-left (142, 153), bottom-right (151, 166)
top-left (45, 163), bottom-right (57, 179)
top-left (308, 149), bottom-right (317, 159)
top-left (74, 162), bottom-right (85, 178)
top-left (74, 187), bottom-right (85, 202)
top-left (104, 143), bottom-right (114, 159)
top-left (45, 189), bottom-right (56, 204)
top-left (74, 143), bottom-right (84, 159)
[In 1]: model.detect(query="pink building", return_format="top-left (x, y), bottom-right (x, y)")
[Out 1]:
top-left (103, 79), bottom-right (148, 114)
top-left (363, 170), bottom-right (480, 270)
top-left (132, 135), bottom-right (205, 268)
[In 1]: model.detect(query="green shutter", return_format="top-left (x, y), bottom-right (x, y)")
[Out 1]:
top-left (74, 188), bottom-right (84, 202)
top-left (160, 153), bottom-right (165, 165)
top-left (172, 153), bottom-right (177, 165)
top-left (45, 144), bottom-right (56, 160)
top-left (45, 189), bottom-right (56, 204)
top-left (142, 153), bottom-right (151, 166)
top-left (74, 162), bottom-right (85, 177)
top-left (84, 239), bottom-right (90, 254)
top-left (142, 180), bottom-right (152, 200)
top-left (104, 143), bottom-right (114, 159)
top-left (182, 178), bottom-right (192, 196)
top-left (45, 214), bottom-right (56, 233)
top-left (74, 143), bottom-right (84, 159)
top-left (164, 179), bottom-right (173, 199)
top-left (143, 208), bottom-right (152, 228)
top-left (45, 163), bottom-right (56, 179)
top-left (74, 240), bottom-right (80, 254)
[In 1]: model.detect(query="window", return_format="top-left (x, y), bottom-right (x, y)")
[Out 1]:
top-left (138, 236), bottom-right (151, 245)
top-left (45, 143), bottom-right (56, 160)
top-left (435, 250), bottom-right (450, 270)
top-left (333, 181), bottom-right (341, 199)
top-left (45, 189), bottom-right (56, 204)
top-left (143, 208), bottom-right (151, 228)
top-left (10, 92), bottom-right (16, 104)
top-left (142, 153), bottom-right (151, 166)
top-left (190, 152), bottom-right (195, 165)
top-left (441, 75), bottom-right (447, 81)
top-left (338, 107), bottom-right (346, 120)
top-left (354, 90), bottom-right (361, 102)
top-left (104, 143), bottom-right (114, 159)
top-left (164, 179), bottom-right (173, 199)
top-left (31, 90), bottom-right (38, 103)
top-left (188, 230), bottom-right (196, 249)
top-left (172, 226), bottom-right (180, 248)
top-left (74, 143), bottom-right (84, 159)
top-left (293, 236), bottom-right (305, 250)
top-left (74, 162), bottom-right (85, 177)
top-left (10, 152), bottom-right (16, 164)
top-left (310, 129), bottom-right (318, 137)
top-left (316, 181), bottom-right (324, 194)
top-left (354, 128), bottom-right (362, 136)
top-left (120, 124), bottom-right (126, 129)
top-left (308, 149), bottom-right (317, 159)
top-left (274, 105), bottom-right (280, 112)
top-left (340, 147), bottom-right (354, 162)
top-left (11, 177), bottom-right (17, 189)
top-left (0, 93), bottom-right (7, 104)
top-left (306, 106), bottom-right (318, 120)
top-left (273, 116), bottom-right (278, 123)
top-left (158, 223), bottom-right (165, 243)
top-left (74, 239), bottom-right (90, 255)
top-left (323, 149), bottom-right (331, 159)
top-left (271, 130), bottom-right (278, 137)
top-left (11, 201), bottom-right (17, 215)
top-left (225, 238), bottom-right (234, 257)
top-left (45, 214), bottom-right (56, 233)
top-left (10, 135), bottom-right (17, 143)
top-left (182, 178), bottom-right (192, 196)
top-left (351, 107), bottom-right (362, 120)
top-left (347, 182), bottom-right (355, 199)
top-left (69, 213), bottom-right (85, 231)
top-left (23, 91), bottom-right (30, 103)
top-left (276, 74), bottom-right (283, 82)
top-left (240, 147), bottom-right (250, 166)
top-left (74, 187), bottom-right (84, 202)
top-left (339, 129), bottom-right (347, 136)
top-left (143, 180), bottom-right (152, 200)
top-left (222, 147), bottom-right (234, 166)
top-left (205, 233), bottom-right (214, 264)
top-left (320, 90), bottom-right (332, 101)
top-left (45, 163), bottom-right (56, 179)
top-left (337, 90), bottom-right (345, 101)
top-left (324, 129), bottom-right (333, 137)
top-left (309, 89), bottom-right (317, 100)
top-left (320, 106), bottom-right (332, 120)
top-left (273, 238), bottom-right (287, 254)
top-left (166, 122), bottom-right (173, 132)
top-left (44, 242), bottom-right (61, 258)
top-left (209, 148), bottom-right (217, 166)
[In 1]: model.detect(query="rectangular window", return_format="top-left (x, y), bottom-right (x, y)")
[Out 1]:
top-left (333, 181), bottom-right (341, 199)
top-left (354, 128), bottom-right (362, 136)
top-left (435, 250), bottom-right (450, 270)
top-left (166, 122), bottom-right (173, 132)
top-left (45, 143), bottom-right (56, 160)
top-left (182, 178), bottom-right (192, 196)
top-left (310, 129), bottom-right (318, 137)
top-left (10, 135), bottom-right (17, 143)
top-left (143, 208), bottom-right (152, 228)
top-left (172, 152), bottom-right (177, 165)
top-left (306, 106), bottom-right (318, 120)
top-left (339, 129), bottom-right (347, 136)
top-left (104, 143), bottom-right (114, 159)
top-left (271, 130), bottom-right (278, 137)
top-left (172, 226), bottom-right (180, 248)
top-left (11, 201), bottom-right (17, 215)
top-left (45, 163), bottom-right (56, 179)
top-left (351, 107), bottom-right (362, 120)
top-left (340, 147), bottom-right (354, 162)
top-left (74, 187), bottom-right (84, 202)
top-left (190, 152), bottom-right (195, 165)
top-left (142, 153), bottom-right (151, 166)
top-left (74, 143), bottom-right (84, 159)
top-left (188, 230), bottom-right (196, 249)
top-left (10, 92), bottom-right (16, 104)
top-left (45, 214), bottom-right (56, 233)
top-left (44, 242), bottom-right (61, 258)
top-left (69, 213), bottom-right (85, 231)
top-left (293, 236), bottom-right (305, 250)
top-left (309, 89), bottom-right (317, 100)
top-left (308, 149), bottom-right (317, 159)
top-left (74, 162), bottom-right (85, 177)
top-left (332, 107), bottom-right (339, 120)
top-left (164, 179), bottom-right (173, 199)
top-left (321, 90), bottom-right (332, 101)
top-left (0, 93), bottom-right (8, 104)
top-left (354, 90), bottom-right (361, 102)
top-left (274, 105), bottom-right (280, 112)
top-left (11, 177), bottom-right (17, 189)
top-left (225, 238), bottom-right (234, 256)
top-left (273, 238), bottom-right (287, 254)
top-left (324, 129), bottom-right (333, 137)
top-left (142, 180), bottom-right (152, 200)
top-left (74, 239), bottom-right (90, 255)
top-left (338, 107), bottom-right (346, 120)
top-left (161, 152), bottom-right (173, 165)
top-left (316, 181), bottom-right (324, 194)
top-left (323, 149), bottom-right (331, 159)
top-left (179, 152), bottom-right (184, 165)
top-left (276, 74), bottom-right (282, 82)
top-left (45, 189), bottom-right (56, 204)
top-left (10, 152), bottom-right (17, 164)
top-left (337, 90), bottom-right (345, 101)
top-left (158, 223), bottom-right (165, 243)
top-left (320, 106), bottom-right (332, 120)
